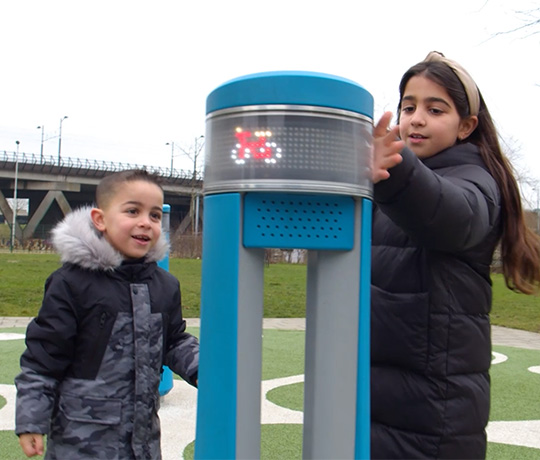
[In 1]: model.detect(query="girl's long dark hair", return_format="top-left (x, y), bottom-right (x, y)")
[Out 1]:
top-left (398, 61), bottom-right (540, 294)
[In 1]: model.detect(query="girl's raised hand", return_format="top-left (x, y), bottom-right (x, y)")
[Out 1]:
top-left (372, 112), bottom-right (404, 183)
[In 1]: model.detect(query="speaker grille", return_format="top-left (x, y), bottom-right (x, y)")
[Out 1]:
top-left (243, 192), bottom-right (355, 250)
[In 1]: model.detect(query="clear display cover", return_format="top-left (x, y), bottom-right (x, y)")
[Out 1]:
top-left (203, 105), bottom-right (373, 197)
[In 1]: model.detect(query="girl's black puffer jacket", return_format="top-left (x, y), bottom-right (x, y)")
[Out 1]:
top-left (371, 143), bottom-right (501, 459)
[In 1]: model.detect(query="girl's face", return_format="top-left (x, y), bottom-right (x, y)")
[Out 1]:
top-left (399, 75), bottom-right (477, 159)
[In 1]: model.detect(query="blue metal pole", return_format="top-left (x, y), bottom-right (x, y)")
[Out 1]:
top-left (158, 204), bottom-right (174, 397)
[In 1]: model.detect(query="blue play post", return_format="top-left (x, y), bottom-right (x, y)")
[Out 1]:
top-left (157, 204), bottom-right (174, 397)
top-left (195, 71), bottom-right (373, 459)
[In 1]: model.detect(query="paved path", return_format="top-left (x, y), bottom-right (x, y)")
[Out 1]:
top-left (2, 317), bottom-right (540, 350)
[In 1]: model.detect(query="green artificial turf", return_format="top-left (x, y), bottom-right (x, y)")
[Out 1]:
top-left (183, 424), bottom-right (304, 460)
top-left (267, 382), bottom-right (304, 412)
top-left (3, 327), bottom-right (539, 459)
top-left (490, 346), bottom-right (540, 421)
top-left (0, 433), bottom-right (28, 460)
top-left (262, 330), bottom-right (305, 380)
top-left (487, 442), bottom-right (540, 460)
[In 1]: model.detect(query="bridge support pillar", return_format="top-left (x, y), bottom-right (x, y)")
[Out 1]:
top-left (23, 191), bottom-right (72, 240)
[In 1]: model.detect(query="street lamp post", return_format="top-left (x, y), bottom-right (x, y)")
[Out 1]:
top-left (37, 125), bottom-right (45, 162)
top-left (58, 116), bottom-right (68, 163)
top-left (11, 141), bottom-right (20, 252)
top-left (166, 142), bottom-right (175, 172)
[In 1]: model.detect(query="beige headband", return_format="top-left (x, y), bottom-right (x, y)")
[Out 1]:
top-left (423, 51), bottom-right (480, 116)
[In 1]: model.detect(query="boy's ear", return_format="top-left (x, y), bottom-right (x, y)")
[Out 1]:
top-left (458, 115), bottom-right (479, 141)
top-left (90, 208), bottom-right (106, 232)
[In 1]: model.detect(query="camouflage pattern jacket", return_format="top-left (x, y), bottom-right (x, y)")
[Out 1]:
top-left (15, 207), bottom-right (199, 459)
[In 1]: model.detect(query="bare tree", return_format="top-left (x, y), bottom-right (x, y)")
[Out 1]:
top-left (492, 5), bottom-right (540, 40)
top-left (495, 133), bottom-right (536, 204)
top-left (486, 3), bottom-right (540, 206)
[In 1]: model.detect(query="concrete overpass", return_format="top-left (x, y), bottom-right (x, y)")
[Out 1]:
top-left (0, 151), bottom-right (203, 244)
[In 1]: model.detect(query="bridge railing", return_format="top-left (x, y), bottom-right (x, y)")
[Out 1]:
top-left (0, 150), bottom-right (203, 182)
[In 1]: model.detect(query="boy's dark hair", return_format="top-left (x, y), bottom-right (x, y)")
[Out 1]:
top-left (96, 169), bottom-right (164, 208)
top-left (397, 59), bottom-right (540, 294)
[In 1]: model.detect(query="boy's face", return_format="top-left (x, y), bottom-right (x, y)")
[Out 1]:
top-left (91, 180), bottom-right (164, 260)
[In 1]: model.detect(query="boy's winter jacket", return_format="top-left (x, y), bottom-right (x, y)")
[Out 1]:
top-left (371, 144), bottom-right (500, 459)
top-left (15, 207), bottom-right (199, 460)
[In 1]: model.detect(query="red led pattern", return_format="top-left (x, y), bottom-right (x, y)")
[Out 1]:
top-left (231, 128), bottom-right (282, 164)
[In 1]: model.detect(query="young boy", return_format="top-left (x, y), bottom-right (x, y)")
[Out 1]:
top-left (15, 169), bottom-right (199, 459)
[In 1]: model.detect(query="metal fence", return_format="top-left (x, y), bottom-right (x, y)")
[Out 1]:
top-left (0, 150), bottom-right (203, 182)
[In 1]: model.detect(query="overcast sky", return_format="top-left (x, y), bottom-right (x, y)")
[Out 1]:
top-left (1, 0), bottom-right (539, 205)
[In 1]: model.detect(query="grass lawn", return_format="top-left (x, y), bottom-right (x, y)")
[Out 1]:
top-left (1, 253), bottom-right (539, 333)
top-left (0, 253), bottom-right (307, 318)
top-left (1, 328), bottom-right (539, 459)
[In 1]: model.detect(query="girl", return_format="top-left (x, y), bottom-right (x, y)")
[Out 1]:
top-left (371, 51), bottom-right (540, 459)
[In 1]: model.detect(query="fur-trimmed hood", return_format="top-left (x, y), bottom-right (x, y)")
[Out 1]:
top-left (51, 206), bottom-right (169, 271)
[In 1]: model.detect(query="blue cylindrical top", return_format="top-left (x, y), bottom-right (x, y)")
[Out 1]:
top-left (206, 71), bottom-right (373, 118)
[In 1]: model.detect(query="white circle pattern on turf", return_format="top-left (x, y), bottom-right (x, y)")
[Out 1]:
top-left (0, 333), bottom-right (25, 341)
top-left (492, 351), bottom-right (508, 365)
top-left (2, 336), bottom-right (540, 457)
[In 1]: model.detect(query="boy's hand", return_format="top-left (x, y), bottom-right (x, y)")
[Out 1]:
top-left (372, 112), bottom-right (405, 183)
top-left (19, 433), bottom-right (44, 457)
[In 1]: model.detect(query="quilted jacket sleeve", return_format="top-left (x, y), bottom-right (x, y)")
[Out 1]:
top-left (374, 145), bottom-right (500, 252)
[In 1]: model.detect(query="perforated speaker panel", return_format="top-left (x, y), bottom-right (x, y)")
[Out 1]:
top-left (243, 192), bottom-right (355, 250)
